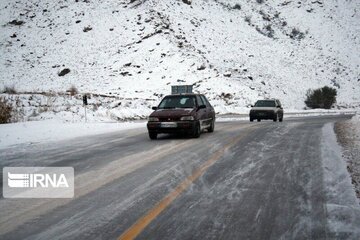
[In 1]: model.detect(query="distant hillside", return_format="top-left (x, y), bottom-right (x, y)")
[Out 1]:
top-left (0, 0), bottom-right (359, 121)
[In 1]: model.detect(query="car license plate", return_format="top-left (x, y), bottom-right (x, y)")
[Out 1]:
top-left (161, 122), bottom-right (177, 128)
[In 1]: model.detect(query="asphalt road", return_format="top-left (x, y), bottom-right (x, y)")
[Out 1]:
top-left (0, 115), bottom-right (359, 240)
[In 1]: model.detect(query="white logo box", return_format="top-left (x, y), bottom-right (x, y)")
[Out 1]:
top-left (3, 167), bottom-right (74, 198)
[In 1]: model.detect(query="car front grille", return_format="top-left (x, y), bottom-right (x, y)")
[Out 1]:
top-left (256, 110), bottom-right (273, 114)
top-left (159, 117), bottom-right (181, 122)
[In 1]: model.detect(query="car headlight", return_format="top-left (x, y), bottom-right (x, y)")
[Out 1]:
top-left (180, 116), bottom-right (194, 121)
top-left (148, 117), bottom-right (159, 122)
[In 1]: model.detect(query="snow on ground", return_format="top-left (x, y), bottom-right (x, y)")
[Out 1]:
top-left (2, 110), bottom-right (355, 150)
top-left (216, 109), bottom-right (356, 122)
top-left (1, 92), bottom-right (358, 123)
top-left (349, 115), bottom-right (360, 143)
top-left (284, 109), bottom-right (357, 118)
top-left (0, 0), bottom-right (359, 122)
top-left (0, 120), bottom-right (145, 150)
top-left (334, 114), bottom-right (360, 201)
top-left (1, 93), bottom-right (155, 122)
top-left (321, 123), bottom-right (360, 236)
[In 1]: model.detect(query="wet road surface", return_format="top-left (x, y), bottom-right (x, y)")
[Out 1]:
top-left (1, 115), bottom-right (359, 240)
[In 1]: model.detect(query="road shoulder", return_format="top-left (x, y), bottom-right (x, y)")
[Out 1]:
top-left (334, 115), bottom-right (360, 200)
top-left (321, 122), bottom-right (360, 238)
top-left (0, 120), bottom-right (146, 150)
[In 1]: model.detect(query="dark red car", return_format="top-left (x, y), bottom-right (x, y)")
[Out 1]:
top-left (147, 94), bottom-right (215, 139)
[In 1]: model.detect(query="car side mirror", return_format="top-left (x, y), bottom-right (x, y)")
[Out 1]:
top-left (251, 105), bottom-right (254, 107)
top-left (152, 106), bottom-right (158, 110)
top-left (198, 105), bottom-right (206, 110)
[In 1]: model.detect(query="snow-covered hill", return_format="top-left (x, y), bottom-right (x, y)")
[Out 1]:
top-left (1, 0), bottom-right (359, 121)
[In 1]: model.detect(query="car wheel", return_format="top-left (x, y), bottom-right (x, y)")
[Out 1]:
top-left (279, 117), bottom-right (283, 122)
top-left (208, 119), bottom-right (215, 133)
top-left (273, 114), bottom-right (278, 122)
top-left (193, 122), bottom-right (201, 138)
top-left (250, 118), bottom-right (254, 122)
top-left (257, 119), bottom-right (261, 122)
top-left (149, 132), bottom-right (157, 140)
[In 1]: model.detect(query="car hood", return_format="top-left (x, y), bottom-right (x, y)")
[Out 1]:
top-left (250, 107), bottom-right (276, 111)
top-left (150, 108), bottom-right (195, 117)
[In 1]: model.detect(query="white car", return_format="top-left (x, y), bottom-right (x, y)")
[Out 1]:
top-left (249, 99), bottom-right (284, 122)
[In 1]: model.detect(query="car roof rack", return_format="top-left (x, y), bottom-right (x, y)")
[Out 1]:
top-left (171, 85), bottom-right (193, 94)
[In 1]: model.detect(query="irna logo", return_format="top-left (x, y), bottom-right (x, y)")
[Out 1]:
top-left (8, 172), bottom-right (69, 188)
top-left (3, 167), bottom-right (74, 198)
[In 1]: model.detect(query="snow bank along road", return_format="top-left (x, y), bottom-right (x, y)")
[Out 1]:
top-left (1, 115), bottom-right (360, 240)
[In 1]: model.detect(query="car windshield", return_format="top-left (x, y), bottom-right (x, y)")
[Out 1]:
top-left (255, 100), bottom-right (276, 107)
top-left (158, 96), bottom-right (196, 109)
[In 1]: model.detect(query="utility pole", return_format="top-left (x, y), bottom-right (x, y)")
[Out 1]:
top-left (83, 95), bottom-right (88, 122)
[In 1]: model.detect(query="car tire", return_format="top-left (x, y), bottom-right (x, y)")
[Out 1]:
top-left (257, 119), bottom-right (261, 122)
top-left (250, 118), bottom-right (254, 122)
top-left (279, 117), bottom-right (283, 122)
top-left (193, 122), bottom-right (201, 138)
top-left (273, 114), bottom-right (278, 122)
top-left (208, 119), bottom-right (215, 133)
top-left (149, 132), bottom-right (157, 140)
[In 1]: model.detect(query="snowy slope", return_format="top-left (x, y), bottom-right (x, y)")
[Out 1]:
top-left (0, 0), bottom-right (359, 121)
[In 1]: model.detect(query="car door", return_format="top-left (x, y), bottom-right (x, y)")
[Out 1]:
top-left (276, 100), bottom-right (284, 118)
top-left (201, 95), bottom-right (215, 123)
top-left (196, 95), bottom-right (208, 129)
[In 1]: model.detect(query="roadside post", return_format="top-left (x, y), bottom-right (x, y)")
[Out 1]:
top-left (83, 95), bottom-right (88, 122)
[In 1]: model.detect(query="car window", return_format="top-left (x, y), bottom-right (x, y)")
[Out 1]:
top-left (196, 95), bottom-right (205, 106)
top-left (158, 96), bottom-right (196, 109)
top-left (255, 100), bottom-right (276, 107)
top-left (200, 95), bottom-right (210, 107)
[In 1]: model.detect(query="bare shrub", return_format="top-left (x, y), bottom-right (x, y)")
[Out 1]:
top-left (233, 4), bottom-right (241, 10)
top-left (93, 103), bottom-right (100, 111)
top-left (265, 24), bottom-right (274, 38)
top-left (290, 27), bottom-right (305, 40)
top-left (305, 86), bottom-right (337, 109)
top-left (3, 85), bottom-right (17, 94)
top-left (67, 85), bottom-right (78, 96)
top-left (0, 97), bottom-right (13, 124)
top-left (256, 24), bottom-right (274, 38)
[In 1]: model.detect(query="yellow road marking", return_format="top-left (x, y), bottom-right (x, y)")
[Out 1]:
top-left (118, 131), bottom-right (250, 240)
